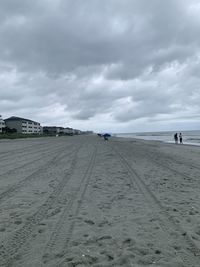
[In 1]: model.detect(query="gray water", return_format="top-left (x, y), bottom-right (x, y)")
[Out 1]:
top-left (115, 130), bottom-right (200, 146)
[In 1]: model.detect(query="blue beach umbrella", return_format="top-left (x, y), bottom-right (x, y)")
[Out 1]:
top-left (103, 133), bottom-right (111, 137)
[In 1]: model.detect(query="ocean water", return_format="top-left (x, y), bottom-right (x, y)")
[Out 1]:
top-left (115, 130), bottom-right (200, 146)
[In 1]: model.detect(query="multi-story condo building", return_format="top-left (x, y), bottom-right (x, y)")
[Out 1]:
top-left (43, 126), bottom-right (62, 135)
top-left (4, 116), bottom-right (41, 134)
top-left (63, 127), bottom-right (74, 135)
top-left (0, 115), bottom-right (5, 133)
top-left (73, 129), bottom-right (82, 135)
top-left (43, 126), bottom-right (76, 136)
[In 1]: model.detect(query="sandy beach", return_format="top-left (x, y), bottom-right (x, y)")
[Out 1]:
top-left (0, 135), bottom-right (200, 267)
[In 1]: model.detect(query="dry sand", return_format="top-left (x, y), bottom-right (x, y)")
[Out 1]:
top-left (0, 135), bottom-right (200, 267)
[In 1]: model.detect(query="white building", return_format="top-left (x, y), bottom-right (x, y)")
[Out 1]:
top-left (43, 126), bottom-right (62, 135)
top-left (73, 129), bottom-right (82, 135)
top-left (4, 116), bottom-right (41, 134)
top-left (63, 127), bottom-right (74, 135)
top-left (0, 115), bottom-right (5, 133)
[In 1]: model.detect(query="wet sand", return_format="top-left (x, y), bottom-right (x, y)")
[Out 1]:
top-left (0, 135), bottom-right (200, 266)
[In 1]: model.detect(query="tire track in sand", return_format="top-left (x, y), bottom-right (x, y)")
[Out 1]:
top-left (111, 144), bottom-right (200, 267)
top-left (0, 145), bottom-right (82, 267)
top-left (128, 141), bottom-right (200, 175)
top-left (0, 143), bottom-right (66, 177)
top-left (0, 142), bottom-right (44, 161)
top-left (0, 144), bottom-right (57, 170)
top-left (0, 145), bottom-right (72, 204)
top-left (43, 146), bottom-right (97, 267)
top-left (0, 140), bottom-right (59, 163)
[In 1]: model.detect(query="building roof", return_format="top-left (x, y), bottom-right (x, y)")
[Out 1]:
top-left (43, 126), bottom-right (64, 129)
top-left (43, 126), bottom-right (58, 129)
top-left (4, 116), bottom-right (39, 124)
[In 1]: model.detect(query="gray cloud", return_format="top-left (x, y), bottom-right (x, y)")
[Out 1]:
top-left (1, 0), bottom-right (200, 132)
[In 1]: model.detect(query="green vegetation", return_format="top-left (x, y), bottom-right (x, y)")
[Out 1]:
top-left (0, 133), bottom-right (46, 139)
top-left (0, 133), bottom-right (75, 139)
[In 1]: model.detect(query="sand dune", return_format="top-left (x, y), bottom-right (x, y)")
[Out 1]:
top-left (0, 135), bottom-right (200, 266)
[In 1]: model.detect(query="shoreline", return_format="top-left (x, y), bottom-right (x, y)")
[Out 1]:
top-left (115, 135), bottom-right (200, 147)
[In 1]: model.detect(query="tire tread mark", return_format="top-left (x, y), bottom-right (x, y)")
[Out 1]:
top-left (0, 145), bottom-right (73, 204)
top-left (0, 143), bottom-right (67, 177)
top-left (0, 144), bottom-right (58, 170)
top-left (45, 146), bottom-right (97, 267)
top-left (112, 144), bottom-right (200, 266)
top-left (0, 143), bottom-right (43, 160)
top-left (127, 142), bottom-right (200, 174)
top-left (0, 145), bottom-right (82, 267)
top-left (0, 141), bottom-right (57, 161)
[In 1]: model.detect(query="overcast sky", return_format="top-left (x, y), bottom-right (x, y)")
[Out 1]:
top-left (1, 0), bottom-right (200, 133)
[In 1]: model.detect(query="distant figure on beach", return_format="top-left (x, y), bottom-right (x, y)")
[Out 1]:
top-left (103, 133), bottom-right (111, 141)
top-left (103, 135), bottom-right (108, 141)
top-left (179, 133), bottom-right (183, 144)
top-left (174, 133), bottom-right (178, 144)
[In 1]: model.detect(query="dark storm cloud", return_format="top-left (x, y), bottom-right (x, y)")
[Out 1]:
top-left (1, 0), bottom-right (198, 74)
top-left (1, 0), bottom-right (200, 132)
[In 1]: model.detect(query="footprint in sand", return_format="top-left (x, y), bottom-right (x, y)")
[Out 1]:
top-left (38, 228), bottom-right (45, 234)
top-left (84, 219), bottom-right (95, 225)
top-left (98, 235), bottom-right (112, 241)
top-left (97, 220), bottom-right (111, 227)
top-left (194, 226), bottom-right (200, 237)
top-left (100, 250), bottom-right (114, 261)
top-left (123, 238), bottom-right (136, 247)
top-left (14, 219), bottom-right (22, 225)
top-left (189, 209), bottom-right (198, 215)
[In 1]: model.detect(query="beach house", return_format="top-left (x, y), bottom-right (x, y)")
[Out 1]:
top-left (0, 115), bottom-right (5, 133)
top-left (63, 127), bottom-right (74, 135)
top-left (4, 116), bottom-right (41, 134)
top-left (43, 126), bottom-right (75, 135)
top-left (43, 126), bottom-right (61, 135)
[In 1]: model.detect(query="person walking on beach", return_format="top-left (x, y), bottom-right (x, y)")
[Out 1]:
top-left (174, 133), bottom-right (178, 144)
top-left (179, 133), bottom-right (183, 144)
